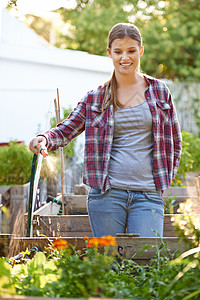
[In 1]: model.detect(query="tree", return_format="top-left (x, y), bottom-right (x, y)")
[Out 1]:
top-left (133, 0), bottom-right (200, 81)
top-left (9, 0), bottom-right (200, 81)
top-left (56, 0), bottom-right (200, 81)
top-left (56, 0), bottom-right (129, 56)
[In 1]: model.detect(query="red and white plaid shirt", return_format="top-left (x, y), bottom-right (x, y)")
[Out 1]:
top-left (41, 75), bottom-right (182, 192)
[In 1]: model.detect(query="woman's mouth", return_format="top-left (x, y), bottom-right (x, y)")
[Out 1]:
top-left (120, 62), bottom-right (132, 67)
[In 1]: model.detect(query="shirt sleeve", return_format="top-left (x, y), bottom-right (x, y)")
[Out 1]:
top-left (38, 95), bottom-right (87, 152)
top-left (168, 92), bottom-right (182, 179)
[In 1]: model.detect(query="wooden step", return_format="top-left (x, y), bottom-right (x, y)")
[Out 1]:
top-left (6, 236), bottom-right (190, 264)
top-left (25, 214), bottom-right (200, 238)
top-left (0, 296), bottom-right (117, 300)
top-left (63, 194), bottom-right (200, 214)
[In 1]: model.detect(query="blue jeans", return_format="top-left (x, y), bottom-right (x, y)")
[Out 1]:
top-left (87, 188), bottom-right (164, 237)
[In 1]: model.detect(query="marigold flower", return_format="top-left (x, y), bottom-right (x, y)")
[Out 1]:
top-left (52, 238), bottom-right (68, 250)
top-left (83, 236), bottom-right (89, 241)
top-left (100, 235), bottom-right (117, 246)
top-left (86, 235), bottom-right (117, 248)
top-left (87, 237), bottom-right (99, 248)
top-left (176, 180), bottom-right (182, 185)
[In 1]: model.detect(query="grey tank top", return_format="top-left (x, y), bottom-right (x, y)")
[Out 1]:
top-left (108, 100), bottom-right (156, 191)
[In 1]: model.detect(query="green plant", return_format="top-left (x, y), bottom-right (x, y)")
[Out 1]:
top-left (11, 252), bottom-right (59, 297)
top-left (172, 200), bottom-right (200, 248)
top-left (191, 97), bottom-right (200, 138)
top-left (2, 233), bottom-right (200, 299)
top-left (0, 141), bottom-right (33, 185)
top-left (164, 194), bottom-right (179, 214)
top-left (176, 131), bottom-right (200, 180)
top-left (0, 258), bottom-right (15, 296)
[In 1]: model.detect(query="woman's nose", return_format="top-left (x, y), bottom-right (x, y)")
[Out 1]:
top-left (121, 52), bottom-right (128, 60)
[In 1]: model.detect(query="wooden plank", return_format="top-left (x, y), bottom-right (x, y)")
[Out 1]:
top-left (0, 297), bottom-right (124, 300)
top-left (32, 193), bottom-right (200, 214)
top-left (163, 187), bottom-right (197, 197)
top-left (0, 234), bottom-right (12, 257)
top-left (54, 231), bottom-right (93, 237)
top-left (7, 236), bottom-right (189, 262)
top-left (61, 194), bottom-right (200, 214)
top-left (116, 237), bottom-right (190, 260)
top-left (0, 296), bottom-right (86, 300)
top-left (64, 195), bottom-right (87, 211)
top-left (33, 215), bottom-right (91, 233)
top-left (8, 237), bottom-right (86, 257)
top-left (29, 214), bottom-right (200, 238)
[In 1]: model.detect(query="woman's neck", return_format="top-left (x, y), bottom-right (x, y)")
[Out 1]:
top-left (115, 72), bottom-right (143, 87)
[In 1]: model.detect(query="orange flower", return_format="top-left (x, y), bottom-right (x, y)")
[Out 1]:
top-left (83, 236), bottom-right (89, 241)
top-left (100, 235), bottom-right (117, 246)
top-left (52, 238), bottom-right (68, 250)
top-left (86, 235), bottom-right (117, 248)
top-left (87, 237), bottom-right (100, 248)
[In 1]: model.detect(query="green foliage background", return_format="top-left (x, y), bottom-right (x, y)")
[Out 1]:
top-left (10, 0), bottom-right (200, 81)
top-left (55, 0), bottom-right (200, 81)
top-left (175, 131), bottom-right (200, 180)
top-left (0, 141), bottom-right (33, 185)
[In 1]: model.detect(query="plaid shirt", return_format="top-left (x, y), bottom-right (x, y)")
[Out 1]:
top-left (42, 75), bottom-right (182, 192)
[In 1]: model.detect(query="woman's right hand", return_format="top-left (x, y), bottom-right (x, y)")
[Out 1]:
top-left (29, 136), bottom-right (47, 155)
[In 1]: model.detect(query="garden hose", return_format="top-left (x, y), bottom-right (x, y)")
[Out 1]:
top-left (26, 153), bottom-right (38, 237)
top-left (27, 144), bottom-right (48, 237)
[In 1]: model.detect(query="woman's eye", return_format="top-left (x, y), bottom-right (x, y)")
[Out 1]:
top-left (114, 51), bottom-right (121, 54)
top-left (129, 50), bottom-right (136, 53)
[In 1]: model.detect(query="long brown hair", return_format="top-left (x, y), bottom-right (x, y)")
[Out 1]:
top-left (102, 23), bottom-right (142, 111)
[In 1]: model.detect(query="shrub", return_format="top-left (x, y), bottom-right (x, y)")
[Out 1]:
top-left (0, 141), bottom-right (33, 185)
top-left (175, 131), bottom-right (200, 181)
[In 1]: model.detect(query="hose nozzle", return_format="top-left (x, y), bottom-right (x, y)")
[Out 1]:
top-left (37, 143), bottom-right (48, 158)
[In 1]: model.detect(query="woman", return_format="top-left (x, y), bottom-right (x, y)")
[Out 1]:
top-left (29, 23), bottom-right (182, 238)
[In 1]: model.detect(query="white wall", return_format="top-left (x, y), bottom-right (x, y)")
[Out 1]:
top-left (0, 52), bottom-right (112, 145)
top-left (0, 10), bottom-right (113, 145)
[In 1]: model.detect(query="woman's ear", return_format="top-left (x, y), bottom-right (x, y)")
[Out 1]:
top-left (107, 47), bottom-right (112, 58)
top-left (140, 46), bottom-right (144, 57)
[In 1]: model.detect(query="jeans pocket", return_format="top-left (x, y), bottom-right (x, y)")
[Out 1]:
top-left (88, 188), bottom-right (110, 201)
top-left (143, 191), bottom-right (163, 206)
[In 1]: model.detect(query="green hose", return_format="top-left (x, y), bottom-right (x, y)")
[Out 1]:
top-left (26, 154), bottom-right (38, 237)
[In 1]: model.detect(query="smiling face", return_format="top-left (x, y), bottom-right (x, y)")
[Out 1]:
top-left (107, 36), bottom-right (144, 77)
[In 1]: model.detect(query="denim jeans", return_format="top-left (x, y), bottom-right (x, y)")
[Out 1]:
top-left (87, 188), bottom-right (164, 237)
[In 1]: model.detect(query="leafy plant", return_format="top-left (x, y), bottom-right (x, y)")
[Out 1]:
top-left (2, 232), bottom-right (200, 299)
top-left (191, 97), bottom-right (200, 138)
top-left (175, 131), bottom-right (200, 181)
top-left (164, 194), bottom-right (179, 214)
top-left (0, 258), bottom-right (15, 296)
top-left (0, 141), bottom-right (33, 185)
top-left (11, 252), bottom-right (59, 297)
top-left (172, 200), bottom-right (200, 249)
